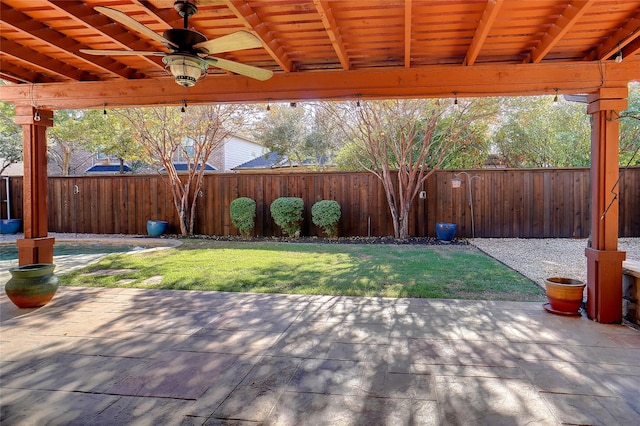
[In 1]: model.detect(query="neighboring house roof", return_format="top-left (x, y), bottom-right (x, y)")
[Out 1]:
top-left (85, 164), bottom-right (131, 173)
top-left (233, 152), bottom-right (284, 170)
top-left (160, 162), bottom-right (217, 173)
top-left (0, 161), bottom-right (24, 176)
top-left (232, 152), bottom-right (332, 171)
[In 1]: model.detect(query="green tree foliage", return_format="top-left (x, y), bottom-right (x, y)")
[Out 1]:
top-left (82, 110), bottom-right (149, 173)
top-left (336, 98), bottom-right (495, 171)
top-left (0, 101), bottom-right (21, 175)
top-left (620, 82), bottom-right (640, 166)
top-left (491, 96), bottom-right (591, 168)
top-left (491, 85), bottom-right (640, 168)
top-left (48, 110), bottom-right (97, 175)
top-left (427, 99), bottom-right (496, 169)
top-left (254, 105), bottom-right (305, 167)
top-left (253, 104), bottom-right (339, 169)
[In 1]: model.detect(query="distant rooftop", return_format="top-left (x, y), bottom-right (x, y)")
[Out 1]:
top-left (232, 152), bottom-right (284, 170)
top-left (160, 162), bottom-right (217, 173)
top-left (85, 164), bottom-right (131, 174)
top-left (233, 153), bottom-right (331, 171)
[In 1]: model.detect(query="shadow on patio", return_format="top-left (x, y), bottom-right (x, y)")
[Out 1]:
top-left (1, 287), bottom-right (639, 425)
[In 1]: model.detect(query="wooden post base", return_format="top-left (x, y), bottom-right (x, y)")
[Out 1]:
top-left (585, 247), bottom-right (626, 323)
top-left (16, 237), bottom-right (55, 266)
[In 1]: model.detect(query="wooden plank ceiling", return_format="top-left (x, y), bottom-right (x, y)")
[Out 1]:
top-left (1, 0), bottom-right (639, 108)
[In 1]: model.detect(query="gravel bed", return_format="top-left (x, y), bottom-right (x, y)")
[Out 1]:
top-left (471, 237), bottom-right (640, 288)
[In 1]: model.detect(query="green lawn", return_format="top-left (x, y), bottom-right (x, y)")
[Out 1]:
top-left (61, 240), bottom-right (545, 301)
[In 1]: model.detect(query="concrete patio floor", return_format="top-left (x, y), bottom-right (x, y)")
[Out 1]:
top-left (1, 287), bottom-right (639, 425)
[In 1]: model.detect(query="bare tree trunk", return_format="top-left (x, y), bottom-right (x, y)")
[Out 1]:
top-left (328, 99), bottom-right (484, 240)
top-left (123, 105), bottom-right (249, 237)
top-left (61, 149), bottom-right (71, 176)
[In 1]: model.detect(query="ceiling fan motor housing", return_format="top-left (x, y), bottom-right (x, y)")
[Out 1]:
top-left (163, 28), bottom-right (208, 54)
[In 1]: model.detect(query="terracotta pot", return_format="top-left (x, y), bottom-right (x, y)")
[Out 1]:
top-left (5, 264), bottom-right (60, 308)
top-left (544, 277), bottom-right (585, 314)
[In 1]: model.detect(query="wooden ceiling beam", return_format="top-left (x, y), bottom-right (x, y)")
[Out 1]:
top-left (132, 0), bottom-right (177, 28)
top-left (463, 0), bottom-right (503, 66)
top-left (0, 4), bottom-right (143, 80)
top-left (313, 0), bottom-right (350, 70)
top-left (0, 37), bottom-right (95, 82)
top-left (224, 0), bottom-right (295, 72)
top-left (2, 61), bottom-right (637, 110)
top-left (0, 61), bottom-right (58, 84)
top-left (623, 36), bottom-right (640, 59)
top-left (49, 1), bottom-right (164, 71)
top-left (404, 0), bottom-right (412, 68)
top-left (587, 15), bottom-right (640, 60)
top-left (524, 1), bottom-right (595, 64)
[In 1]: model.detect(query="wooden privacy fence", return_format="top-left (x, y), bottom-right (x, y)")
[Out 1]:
top-left (4, 167), bottom-right (640, 238)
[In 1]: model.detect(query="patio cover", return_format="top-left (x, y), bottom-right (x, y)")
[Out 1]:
top-left (1, 0), bottom-right (639, 323)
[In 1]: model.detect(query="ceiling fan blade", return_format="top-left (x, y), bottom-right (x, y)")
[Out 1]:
top-left (80, 49), bottom-right (165, 56)
top-left (194, 31), bottom-right (263, 54)
top-left (206, 57), bottom-right (273, 81)
top-left (94, 6), bottom-right (178, 49)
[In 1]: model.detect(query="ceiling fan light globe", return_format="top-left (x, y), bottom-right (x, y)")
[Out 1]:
top-left (163, 54), bottom-right (208, 87)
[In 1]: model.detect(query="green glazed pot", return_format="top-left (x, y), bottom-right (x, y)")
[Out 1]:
top-left (5, 264), bottom-right (60, 308)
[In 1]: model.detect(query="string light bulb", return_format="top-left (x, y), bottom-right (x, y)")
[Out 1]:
top-left (615, 42), bottom-right (623, 63)
top-left (103, 103), bottom-right (107, 116)
top-left (453, 92), bottom-right (458, 106)
top-left (553, 88), bottom-right (559, 103)
top-left (181, 100), bottom-right (187, 113)
top-left (266, 99), bottom-right (271, 111)
top-left (33, 110), bottom-right (41, 121)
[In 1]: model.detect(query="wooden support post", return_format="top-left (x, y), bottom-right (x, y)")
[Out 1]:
top-left (14, 106), bottom-right (55, 265)
top-left (585, 87), bottom-right (627, 323)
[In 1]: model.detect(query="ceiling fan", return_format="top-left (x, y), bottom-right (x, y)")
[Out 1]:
top-left (80, 0), bottom-right (273, 87)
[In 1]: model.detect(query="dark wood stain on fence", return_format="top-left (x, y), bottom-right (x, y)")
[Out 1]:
top-left (4, 168), bottom-right (639, 238)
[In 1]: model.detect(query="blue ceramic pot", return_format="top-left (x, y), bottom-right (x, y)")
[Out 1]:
top-left (0, 219), bottom-right (22, 234)
top-left (147, 220), bottom-right (168, 237)
top-left (435, 222), bottom-right (457, 241)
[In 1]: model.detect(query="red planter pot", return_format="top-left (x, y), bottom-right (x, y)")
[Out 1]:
top-left (544, 277), bottom-right (585, 316)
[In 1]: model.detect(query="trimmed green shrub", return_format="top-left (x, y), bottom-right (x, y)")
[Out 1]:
top-left (230, 197), bottom-right (256, 237)
top-left (270, 197), bottom-right (304, 237)
top-left (312, 200), bottom-right (341, 238)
